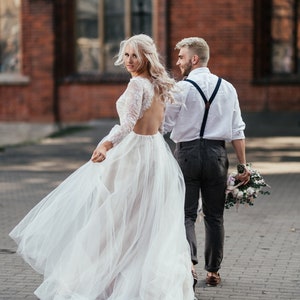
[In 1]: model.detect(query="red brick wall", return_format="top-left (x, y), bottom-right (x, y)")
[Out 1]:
top-left (58, 83), bottom-right (126, 122)
top-left (168, 0), bottom-right (300, 112)
top-left (0, 0), bottom-right (299, 124)
top-left (0, 0), bottom-right (55, 122)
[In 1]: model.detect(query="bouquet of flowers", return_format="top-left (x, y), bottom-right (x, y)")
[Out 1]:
top-left (225, 163), bottom-right (270, 209)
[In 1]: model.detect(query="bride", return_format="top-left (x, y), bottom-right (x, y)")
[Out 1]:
top-left (9, 34), bottom-right (194, 300)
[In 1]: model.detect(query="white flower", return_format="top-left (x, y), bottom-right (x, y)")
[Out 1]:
top-left (227, 175), bottom-right (236, 186)
top-left (237, 191), bottom-right (244, 199)
top-left (246, 187), bottom-right (255, 196)
top-left (229, 180), bottom-right (235, 186)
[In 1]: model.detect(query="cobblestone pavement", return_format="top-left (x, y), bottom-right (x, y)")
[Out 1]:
top-left (0, 120), bottom-right (299, 300)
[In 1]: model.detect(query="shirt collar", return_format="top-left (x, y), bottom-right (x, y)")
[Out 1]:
top-left (188, 67), bottom-right (211, 77)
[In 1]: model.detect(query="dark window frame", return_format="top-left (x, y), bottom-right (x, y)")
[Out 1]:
top-left (253, 0), bottom-right (300, 85)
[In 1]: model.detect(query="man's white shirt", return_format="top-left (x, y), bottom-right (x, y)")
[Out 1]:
top-left (164, 67), bottom-right (246, 143)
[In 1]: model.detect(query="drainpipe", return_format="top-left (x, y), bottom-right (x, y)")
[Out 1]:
top-left (52, 0), bottom-right (61, 130)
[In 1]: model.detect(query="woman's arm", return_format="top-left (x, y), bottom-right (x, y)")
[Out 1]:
top-left (91, 78), bottom-right (143, 162)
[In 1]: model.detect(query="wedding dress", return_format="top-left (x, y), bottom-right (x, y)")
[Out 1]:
top-left (9, 77), bottom-right (194, 300)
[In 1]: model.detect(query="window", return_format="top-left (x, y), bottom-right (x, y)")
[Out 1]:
top-left (0, 0), bottom-right (21, 74)
top-left (76, 0), bottom-right (152, 74)
top-left (254, 0), bottom-right (300, 82)
top-left (271, 0), bottom-right (297, 74)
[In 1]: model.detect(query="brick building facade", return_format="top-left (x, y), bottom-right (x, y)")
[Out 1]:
top-left (0, 0), bottom-right (299, 125)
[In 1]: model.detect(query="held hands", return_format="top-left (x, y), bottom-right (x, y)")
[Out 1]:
top-left (91, 145), bottom-right (107, 163)
top-left (236, 164), bottom-right (251, 185)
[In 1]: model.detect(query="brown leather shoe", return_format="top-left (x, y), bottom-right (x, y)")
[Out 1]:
top-left (205, 272), bottom-right (221, 286)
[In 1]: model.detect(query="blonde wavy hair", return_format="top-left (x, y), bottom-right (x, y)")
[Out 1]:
top-left (115, 34), bottom-right (176, 103)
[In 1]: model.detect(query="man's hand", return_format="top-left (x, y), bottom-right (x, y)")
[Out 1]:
top-left (236, 164), bottom-right (251, 185)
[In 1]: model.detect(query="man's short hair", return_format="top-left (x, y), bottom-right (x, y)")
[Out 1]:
top-left (175, 37), bottom-right (210, 65)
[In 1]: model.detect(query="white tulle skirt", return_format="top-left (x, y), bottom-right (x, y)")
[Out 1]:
top-left (9, 132), bottom-right (194, 300)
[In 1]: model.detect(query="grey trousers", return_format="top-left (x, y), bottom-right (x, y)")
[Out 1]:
top-left (175, 139), bottom-right (228, 272)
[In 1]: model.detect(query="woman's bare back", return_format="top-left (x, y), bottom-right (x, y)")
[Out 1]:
top-left (133, 96), bottom-right (165, 135)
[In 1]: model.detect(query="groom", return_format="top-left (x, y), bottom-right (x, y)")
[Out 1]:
top-left (164, 37), bottom-right (250, 287)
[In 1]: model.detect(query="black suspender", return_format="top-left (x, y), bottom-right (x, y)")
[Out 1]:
top-left (184, 77), bottom-right (222, 138)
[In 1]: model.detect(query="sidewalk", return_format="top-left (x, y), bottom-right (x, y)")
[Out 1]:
top-left (0, 119), bottom-right (300, 299)
top-left (0, 111), bottom-right (299, 147)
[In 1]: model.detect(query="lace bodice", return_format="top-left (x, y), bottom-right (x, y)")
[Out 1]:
top-left (104, 77), bottom-right (155, 145)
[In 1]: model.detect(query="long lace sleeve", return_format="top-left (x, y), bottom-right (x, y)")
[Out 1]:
top-left (103, 78), bottom-right (144, 146)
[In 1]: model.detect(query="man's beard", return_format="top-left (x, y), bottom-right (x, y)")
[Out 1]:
top-left (182, 61), bottom-right (193, 77)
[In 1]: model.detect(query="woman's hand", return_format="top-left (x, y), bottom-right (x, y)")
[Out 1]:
top-left (91, 145), bottom-right (107, 163)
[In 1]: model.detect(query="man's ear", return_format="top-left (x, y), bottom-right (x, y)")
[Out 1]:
top-left (192, 55), bottom-right (200, 65)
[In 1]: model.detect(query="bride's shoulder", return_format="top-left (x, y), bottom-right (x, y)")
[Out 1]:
top-left (130, 76), bottom-right (152, 86)
top-left (127, 77), bottom-right (153, 95)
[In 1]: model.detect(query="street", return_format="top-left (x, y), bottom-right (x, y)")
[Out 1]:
top-left (1, 120), bottom-right (299, 299)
